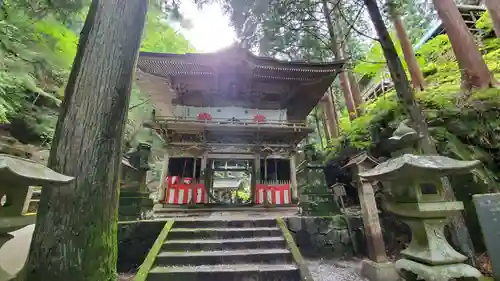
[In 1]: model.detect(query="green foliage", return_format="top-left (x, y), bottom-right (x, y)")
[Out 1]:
top-left (141, 7), bottom-right (195, 53)
top-left (33, 16), bottom-right (79, 67)
top-left (354, 33), bottom-right (425, 81)
top-left (476, 11), bottom-right (494, 33)
top-left (0, 6), bottom-right (69, 141)
top-left (0, 1), bottom-right (194, 145)
top-left (330, 33), bottom-right (500, 189)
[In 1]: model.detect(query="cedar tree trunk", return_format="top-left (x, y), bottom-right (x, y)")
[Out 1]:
top-left (348, 71), bottom-right (364, 114)
top-left (389, 4), bottom-right (426, 91)
top-left (25, 1), bottom-right (148, 280)
top-left (485, 0), bottom-right (500, 38)
top-left (433, 0), bottom-right (493, 92)
top-left (320, 103), bottom-right (331, 142)
top-left (364, 0), bottom-right (477, 266)
top-left (322, 91), bottom-right (339, 138)
top-left (321, 0), bottom-right (357, 120)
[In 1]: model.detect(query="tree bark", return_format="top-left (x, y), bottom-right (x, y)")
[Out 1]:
top-left (364, 0), bottom-right (477, 267)
top-left (390, 8), bottom-right (426, 91)
top-left (24, 1), bottom-right (148, 280)
top-left (337, 43), bottom-right (357, 120)
top-left (322, 91), bottom-right (339, 138)
top-left (348, 71), bottom-right (364, 114)
top-left (321, 0), bottom-right (357, 120)
top-left (485, 0), bottom-right (500, 38)
top-left (320, 104), bottom-right (331, 142)
top-left (433, 0), bottom-right (493, 92)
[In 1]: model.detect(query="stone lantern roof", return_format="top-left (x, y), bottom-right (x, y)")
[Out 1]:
top-left (359, 154), bottom-right (481, 182)
top-left (342, 152), bottom-right (379, 169)
top-left (0, 154), bottom-right (74, 186)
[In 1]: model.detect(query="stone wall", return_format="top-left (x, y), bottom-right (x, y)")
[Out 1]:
top-left (285, 216), bottom-right (365, 259)
top-left (117, 220), bottom-right (164, 273)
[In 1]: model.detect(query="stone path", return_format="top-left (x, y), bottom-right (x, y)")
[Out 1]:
top-left (119, 258), bottom-right (367, 281)
top-left (306, 258), bottom-right (367, 281)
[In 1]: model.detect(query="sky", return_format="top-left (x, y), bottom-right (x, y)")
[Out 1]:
top-left (174, 1), bottom-right (237, 53)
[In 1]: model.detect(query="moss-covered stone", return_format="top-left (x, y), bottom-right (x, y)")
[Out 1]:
top-left (117, 220), bottom-right (165, 274)
top-left (284, 216), bottom-right (363, 258)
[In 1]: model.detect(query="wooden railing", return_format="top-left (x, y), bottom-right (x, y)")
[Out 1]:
top-left (155, 116), bottom-right (309, 129)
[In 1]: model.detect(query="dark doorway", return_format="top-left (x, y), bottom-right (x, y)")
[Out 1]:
top-left (168, 157), bottom-right (201, 181)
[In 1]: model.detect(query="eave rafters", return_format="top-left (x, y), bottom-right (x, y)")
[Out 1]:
top-left (136, 45), bottom-right (345, 119)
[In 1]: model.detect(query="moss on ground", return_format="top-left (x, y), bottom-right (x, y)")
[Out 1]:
top-left (329, 35), bottom-right (500, 192)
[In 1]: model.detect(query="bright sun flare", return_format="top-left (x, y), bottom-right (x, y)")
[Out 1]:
top-left (177, 1), bottom-right (237, 53)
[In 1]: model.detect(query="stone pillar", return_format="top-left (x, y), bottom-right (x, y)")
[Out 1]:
top-left (157, 150), bottom-right (169, 203)
top-left (358, 178), bottom-right (387, 263)
top-left (345, 154), bottom-right (388, 262)
top-left (290, 153), bottom-right (298, 202)
top-left (344, 153), bottom-right (395, 281)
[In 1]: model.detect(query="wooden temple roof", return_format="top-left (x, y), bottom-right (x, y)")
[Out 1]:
top-left (136, 45), bottom-right (345, 120)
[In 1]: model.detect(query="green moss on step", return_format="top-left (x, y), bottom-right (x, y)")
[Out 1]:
top-left (277, 217), bottom-right (314, 281)
top-left (134, 220), bottom-right (175, 281)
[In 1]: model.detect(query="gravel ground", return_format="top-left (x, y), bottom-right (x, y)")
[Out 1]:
top-left (117, 273), bottom-right (134, 281)
top-left (306, 258), bottom-right (368, 281)
top-left (118, 259), bottom-right (367, 281)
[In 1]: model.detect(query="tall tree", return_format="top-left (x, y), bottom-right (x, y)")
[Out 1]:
top-left (335, 0), bottom-right (365, 114)
top-left (24, 0), bottom-right (148, 280)
top-left (433, 0), bottom-right (494, 93)
top-left (321, 91), bottom-right (339, 138)
top-left (348, 71), bottom-right (364, 113)
top-left (485, 0), bottom-right (500, 38)
top-left (364, 0), bottom-right (477, 265)
top-left (321, 0), bottom-right (357, 120)
top-left (388, 0), bottom-right (426, 91)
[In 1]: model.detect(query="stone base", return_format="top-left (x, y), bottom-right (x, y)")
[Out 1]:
top-left (395, 258), bottom-right (483, 281)
top-left (360, 259), bottom-right (401, 281)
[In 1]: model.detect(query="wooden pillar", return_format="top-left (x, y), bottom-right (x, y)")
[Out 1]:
top-left (204, 158), bottom-right (212, 203)
top-left (22, 187), bottom-right (34, 214)
top-left (157, 150), bottom-right (169, 203)
top-left (274, 159), bottom-right (278, 182)
top-left (192, 157), bottom-right (197, 181)
top-left (250, 154), bottom-right (261, 204)
top-left (200, 154), bottom-right (207, 175)
top-left (290, 154), bottom-right (298, 202)
top-left (264, 156), bottom-right (268, 181)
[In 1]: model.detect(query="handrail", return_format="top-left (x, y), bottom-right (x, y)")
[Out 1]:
top-left (154, 116), bottom-right (308, 127)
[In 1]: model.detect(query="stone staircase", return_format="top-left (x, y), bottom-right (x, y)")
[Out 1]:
top-left (138, 218), bottom-right (312, 281)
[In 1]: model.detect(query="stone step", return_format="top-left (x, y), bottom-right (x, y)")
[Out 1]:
top-left (168, 227), bottom-right (282, 240)
top-left (173, 218), bottom-right (278, 229)
top-left (147, 264), bottom-right (301, 281)
top-left (162, 236), bottom-right (287, 251)
top-left (155, 248), bottom-right (293, 266)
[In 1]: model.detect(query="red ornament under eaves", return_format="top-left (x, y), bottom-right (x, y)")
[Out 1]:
top-left (197, 112), bottom-right (212, 120)
top-left (254, 114), bottom-right (266, 123)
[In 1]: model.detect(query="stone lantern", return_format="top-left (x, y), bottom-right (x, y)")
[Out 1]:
top-left (359, 154), bottom-right (483, 281)
top-left (0, 154), bottom-right (74, 281)
top-left (119, 141), bottom-right (154, 220)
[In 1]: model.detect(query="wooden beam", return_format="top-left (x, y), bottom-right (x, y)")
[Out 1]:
top-left (207, 153), bottom-right (255, 160)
